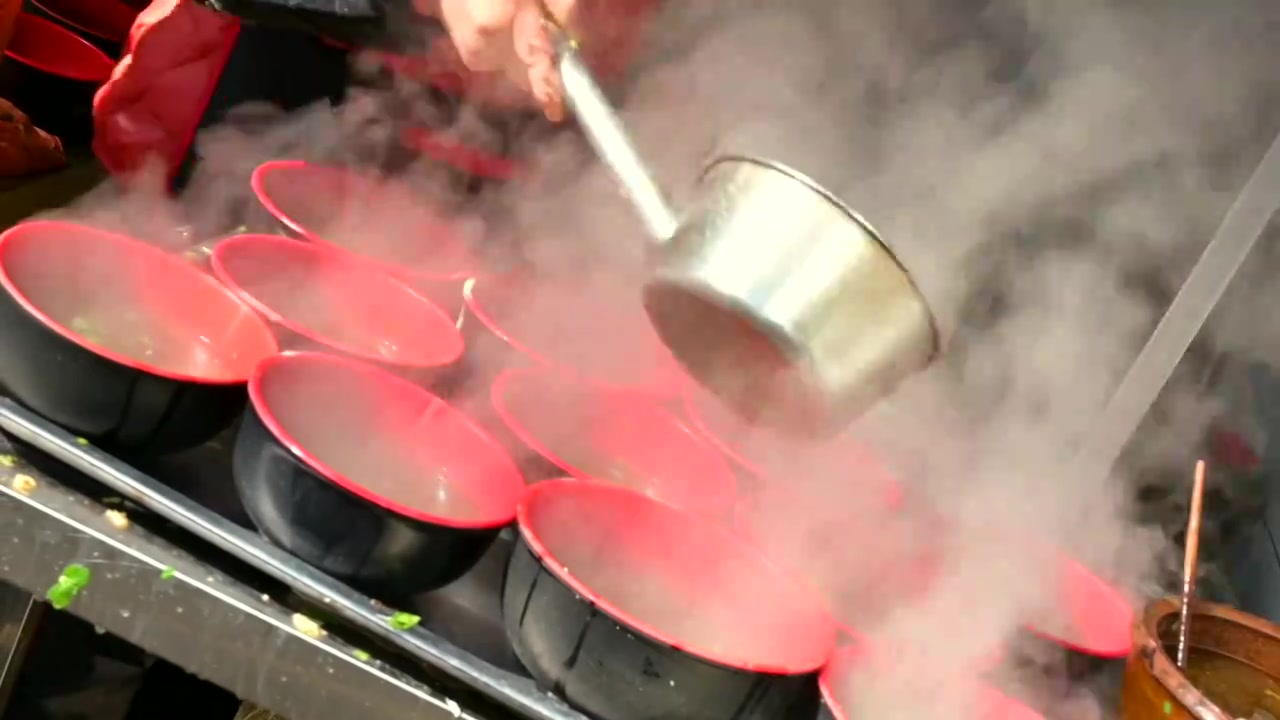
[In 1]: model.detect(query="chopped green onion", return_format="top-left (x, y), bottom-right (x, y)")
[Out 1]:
top-left (75, 437), bottom-right (89, 446)
top-left (46, 564), bottom-right (91, 610)
top-left (353, 649), bottom-right (371, 662)
top-left (0, 454), bottom-right (17, 468)
top-left (160, 567), bottom-right (176, 580)
top-left (387, 612), bottom-right (420, 631)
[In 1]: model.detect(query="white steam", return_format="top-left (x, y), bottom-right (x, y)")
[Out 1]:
top-left (35, 0), bottom-right (1280, 718)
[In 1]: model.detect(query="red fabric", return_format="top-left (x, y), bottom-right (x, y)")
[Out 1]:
top-left (92, 0), bottom-right (240, 181)
top-left (573, 0), bottom-right (660, 81)
top-left (91, 0), bottom-right (659, 182)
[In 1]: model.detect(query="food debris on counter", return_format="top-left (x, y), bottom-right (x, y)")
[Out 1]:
top-left (291, 613), bottom-right (326, 639)
top-left (46, 563), bottom-right (91, 610)
top-left (11, 473), bottom-right (36, 495)
top-left (0, 454), bottom-right (17, 468)
top-left (160, 566), bottom-right (176, 580)
top-left (104, 509), bottom-right (130, 530)
top-left (352, 649), bottom-right (371, 662)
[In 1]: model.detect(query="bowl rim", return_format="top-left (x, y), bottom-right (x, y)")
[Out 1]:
top-left (4, 13), bottom-right (114, 83)
top-left (680, 383), bottom-right (764, 475)
top-left (489, 366), bottom-right (738, 517)
top-left (818, 645), bottom-right (1043, 720)
top-left (516, 478), bottom-right (837, 675)
top-left (462, 277), bottom-right (681, 399)
top-left (30, 0), bottom-right (137, 43)
top-left (1024, 554), bottom-right (1133, 658)
top-left (399, 126), bottom-right (520, 181)
top-left (248, 350), bottom-right (525, 529)
top-left (210, 234), bottom-right (464, 370)
top-left (0, 220), bottom-right (279, 385)
top-left (249, 160), bottom-right (480, 282)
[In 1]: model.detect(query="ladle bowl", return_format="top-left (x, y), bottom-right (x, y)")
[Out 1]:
top-left (234, 351), bottom-right (524, 597)
top-left (504, 479), bottom-right (835, 720)
top-left (550, 34), bottom-right (939, 438)
top-left (490, 367), bottom-right (738, 519)
top-left (0, 221), bottom-right (278, 454)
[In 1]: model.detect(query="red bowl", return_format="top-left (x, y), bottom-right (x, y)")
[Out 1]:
top-left (0, 221), bottom-right (278, 452)
top-left (738, 487), bottom-right (942, 633)
top-left (1026, 554), bottom-right (1133, 658)
top-left (683, 381), bottom-right (793, 476)
top-left (490, 367), bottom-right (738, 519)
top-left (250, 160), bottom-right (483, 283)
top-left (505, 479), bottom-right (835, 718)
top-left (4, 12), bottom-right (113, 82)
top-left (236, 351), bottom-right (525, 594)
top-left (462, 275), bottom-right (681, 399)
top-left (515, 480), bottom-right (835, 672)
top-left (400, 127), bottom-right (519, 181)
top-left (819, 646), bottom-right (1042, 720)
top-left (209, 234), bottom-right (463, 373)
top-left (29, 0), bottom-right (138, 48)
top-left (0, 222), bottom-right (275, 383)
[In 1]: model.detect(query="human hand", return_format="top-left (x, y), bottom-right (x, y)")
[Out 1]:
top-left (423, 0), bottom-right (575, 121)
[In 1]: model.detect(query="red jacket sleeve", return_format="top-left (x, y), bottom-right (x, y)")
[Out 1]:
top-left (92, 0), bottom-right (240, 181)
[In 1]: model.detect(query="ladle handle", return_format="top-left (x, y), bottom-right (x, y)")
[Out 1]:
top-left (546, 22), bottom-right (679, 241)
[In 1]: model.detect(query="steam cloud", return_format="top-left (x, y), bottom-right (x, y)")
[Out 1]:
top-left (37, 0), bottom-right (1280, 717)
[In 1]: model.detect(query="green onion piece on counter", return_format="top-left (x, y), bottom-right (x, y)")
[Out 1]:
top-left (0, 454), bottom-right (16, 468)
top-left (46, 564), bottom-right (91, 610)
top-left (75, 437), bottom-right (89, 446)
top-left (353, 649), bottom-right (371, 662)
top-left (387, 612), bottom-right (420, 631)
top-left (160, 567), bottom-right (176, 580)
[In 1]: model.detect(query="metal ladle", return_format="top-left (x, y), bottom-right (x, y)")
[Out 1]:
top-left (541, 12), bottom-right (940, 437)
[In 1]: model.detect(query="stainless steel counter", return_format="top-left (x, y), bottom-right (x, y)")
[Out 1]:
top-left (0, 399), bottom-right (586, 720)
top-left (0, 457), bottom-right (478, 720)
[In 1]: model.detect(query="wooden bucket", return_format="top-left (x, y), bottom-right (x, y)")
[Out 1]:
top-left (1123, 597), bottom-right (1280, 719)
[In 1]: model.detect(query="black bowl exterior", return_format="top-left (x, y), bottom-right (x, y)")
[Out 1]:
top-left (0, 290), bottom-right (248, 455)
top-left (816, 700), bottom-right (837, 720)
top-left (502, 537), bottom-right (822, 720)
top-left (0, 56), bottom-right (99, 145)
top-left (232, 405), bottom-right (500, 599)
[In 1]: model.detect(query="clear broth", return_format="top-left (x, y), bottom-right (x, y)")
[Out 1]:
top-left (1164, 645), bottom-right (1280, 719)
top-left (68, 310), bottom-right (225, 375)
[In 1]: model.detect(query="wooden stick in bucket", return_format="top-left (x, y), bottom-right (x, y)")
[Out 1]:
top-left (1177, 459), bottom-right (1207, 669)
